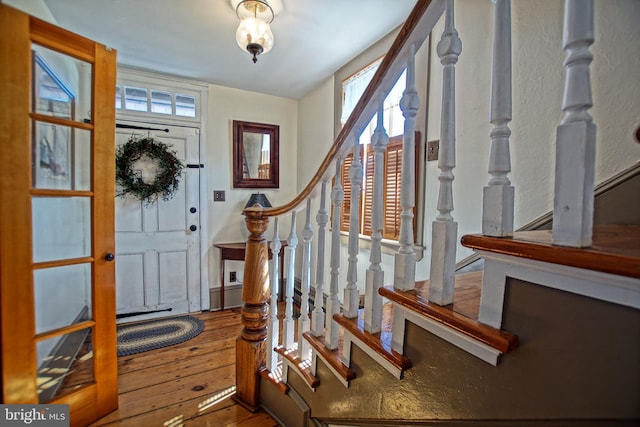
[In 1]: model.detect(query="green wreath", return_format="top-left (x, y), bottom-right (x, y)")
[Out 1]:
top-left (115, 136), bottom-right (184, 205)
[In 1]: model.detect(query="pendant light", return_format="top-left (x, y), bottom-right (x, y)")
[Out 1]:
top-left (235, 0), bottom-right (274, 63)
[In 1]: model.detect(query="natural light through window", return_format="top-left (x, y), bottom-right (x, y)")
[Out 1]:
top-left (340, 59), bottom-right (410, 240)
top-left (115, 86), bottom-right (197, 119)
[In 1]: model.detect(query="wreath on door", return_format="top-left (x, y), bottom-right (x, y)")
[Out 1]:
top-left (115, 135), bottom-right (184, 206)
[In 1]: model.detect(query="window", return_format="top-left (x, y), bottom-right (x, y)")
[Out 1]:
top-left (115, 85), bottom-right (198, 119)
top-left (339, 134), bottom-right (418, 240)
top-left (338, 61), bottom-right (417, 241)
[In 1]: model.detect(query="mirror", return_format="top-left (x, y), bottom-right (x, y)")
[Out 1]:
top-left (233, 120), bottom-right (279, 188)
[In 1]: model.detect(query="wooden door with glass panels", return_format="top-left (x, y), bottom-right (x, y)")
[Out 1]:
top-left (0, 5), bottom-right (118, 426)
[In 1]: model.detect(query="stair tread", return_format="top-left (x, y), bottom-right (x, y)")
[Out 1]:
top-left (461, 224), bottom-right (640, 279)
top-left (303, 332), bottom-right (356, 382)
top-left (274, 345), bottom-right (320, 388)
top-left (333, 313), bottom-right (411, 372)
top-left (379, 286), bottom-right (519, 354)
top-left (259, 367), bottom-right (290, 395)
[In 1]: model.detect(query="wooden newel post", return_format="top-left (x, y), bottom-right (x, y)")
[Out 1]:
top-left (235, 209), bottom-right (270, 410)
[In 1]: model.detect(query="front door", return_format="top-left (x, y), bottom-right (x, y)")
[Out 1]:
top-left (0, 5), bottom-right (118, 426)
top-left (115, 123), bottom-right (201, 321)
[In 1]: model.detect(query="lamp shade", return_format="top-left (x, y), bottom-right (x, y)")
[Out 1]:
top-left (244, 193), bottom-right (272, 209)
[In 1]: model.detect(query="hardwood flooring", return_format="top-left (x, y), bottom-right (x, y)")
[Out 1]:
top-left (91, 308), bottom-right (279, 427)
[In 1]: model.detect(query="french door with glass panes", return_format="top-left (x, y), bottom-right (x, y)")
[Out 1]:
top-left (0, 5), bottom-right (118, 426)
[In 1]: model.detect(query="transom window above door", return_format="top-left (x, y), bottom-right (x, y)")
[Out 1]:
top-left (115, 85), bottom-right (198, 119)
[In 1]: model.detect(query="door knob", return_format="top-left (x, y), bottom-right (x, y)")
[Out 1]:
top-left (190, 225), bottom-right (197, 232)
top-left (190, 207), bottom-right (197, 213)
top-left (105, 253), bottom-right (115, 262)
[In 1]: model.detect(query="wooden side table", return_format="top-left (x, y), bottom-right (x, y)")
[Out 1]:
top-left (213, 241), bottom-right (286, 310)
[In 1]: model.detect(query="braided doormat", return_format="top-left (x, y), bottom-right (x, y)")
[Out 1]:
top-left (117, 315), bottom-right (204, 356)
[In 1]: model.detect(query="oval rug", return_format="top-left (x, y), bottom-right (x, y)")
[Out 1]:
top-left (117, 315), bottom-right (204, 356)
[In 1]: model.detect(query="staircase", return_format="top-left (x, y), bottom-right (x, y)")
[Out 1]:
top-left (234, 0), bottom-right (640, 425)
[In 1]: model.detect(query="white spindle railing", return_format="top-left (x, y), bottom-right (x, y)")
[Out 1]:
top-left (283, 211), bottom-right (297, 349)
top-left (325, 159), bottom-right (343, 350)
top-left (552, 0), bottom-right (596, 248)
top-left (312, 180), bottom-right (329, 337)
top-left (482, 0), bottom-right (514, 238)
top-left (298, 199), bottom-right (313, 359)
top-left (253, 0), bottom-right (607, 399)
top-left (345, 135), bottom-right (363, 318)
top-left (394, 42), bottom-right (419, 291)
top-left (429, 0), bottom-right (460, 306)
top-left (266, 218), bottom-right (281, 372)
top-left (478, 0), bottom-right (513, 328)
top-left (364, 98), bottom-right (388, 334)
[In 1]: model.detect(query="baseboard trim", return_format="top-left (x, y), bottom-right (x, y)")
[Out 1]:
top-left (209, 284), bottom-right (243, 310)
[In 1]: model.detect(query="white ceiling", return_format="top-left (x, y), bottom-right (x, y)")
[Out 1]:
top-left (42, 0), bottom-right (418, 99)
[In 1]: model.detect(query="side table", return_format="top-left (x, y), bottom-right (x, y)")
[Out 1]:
top-left (213, 241), bottom-right (287, 310)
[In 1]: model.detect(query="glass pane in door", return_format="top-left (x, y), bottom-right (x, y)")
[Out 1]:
top-left (34, 263), bottom-right (92, 335)
top-left (32, 122), bottom-right (91, 191)
top-left (36, 327), bottom-right (94, 403)
top-left (31, 44), bottom-right (92, 124)
top-left (32, 196), bottom-right (91, 263)
top-left (30, 42), bottom-right (97, 406)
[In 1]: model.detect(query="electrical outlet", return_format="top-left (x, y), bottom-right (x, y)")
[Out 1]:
top-left (427, 140), bottom-right (439, 161)
top-left (229, 271), bottom-right (237, 282)
top-left (213, 190), bottom-right (225, 202)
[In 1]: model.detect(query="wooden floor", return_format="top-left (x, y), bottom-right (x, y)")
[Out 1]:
top-left (91, 308), bottom-right (279, 427)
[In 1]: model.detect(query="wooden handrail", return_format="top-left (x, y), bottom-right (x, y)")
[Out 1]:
top-left (235, 0), bottom-right (445, 410)
top-left (243, 0), bottom-right (445, 218)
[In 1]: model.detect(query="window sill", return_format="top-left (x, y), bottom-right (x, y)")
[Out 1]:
top-left (338, 231), bottom-right (425, 261)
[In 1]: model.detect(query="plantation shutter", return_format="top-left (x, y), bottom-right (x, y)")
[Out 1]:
top-left (362, 146), bottom-right (376, 235)
top-left (340, 152), bottom-right (353, 232)
top-left (340, 145), bottom-right (365, 233)
top-left (383, 137), bottom-right (403, 240)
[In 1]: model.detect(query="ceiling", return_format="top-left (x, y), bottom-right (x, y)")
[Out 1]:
top-left (42, 0), bottom-right (418, 99)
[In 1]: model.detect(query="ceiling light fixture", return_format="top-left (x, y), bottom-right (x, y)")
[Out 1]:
top-left (235, 0), bottom-right (274, 63)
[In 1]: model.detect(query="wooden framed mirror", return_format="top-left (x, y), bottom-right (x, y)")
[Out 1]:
top-left (233, 120), bottom-right (279, 188)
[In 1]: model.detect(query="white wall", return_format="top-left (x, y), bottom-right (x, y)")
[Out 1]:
top-left (206, 84), bottom-right (298, 288)
top-left (425, 0), bottom-right (640, 263)
top-left (296, 0), bottom-right (640, 297)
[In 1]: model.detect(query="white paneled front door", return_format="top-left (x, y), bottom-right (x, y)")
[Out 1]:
top-left (115, 122), bottom-right (201, 321)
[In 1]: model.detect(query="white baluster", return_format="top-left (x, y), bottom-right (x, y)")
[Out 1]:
top-left (325, 160), bottom-right (343, 350)
top-left (429, 0), bottom-right (461, 306)
top-left (552, 0), bottom-right (596, 247)
top-left (266, 218), bottom-right (281, 372)
top-left (312, 180), bottom-right (329, 337)
top-left (344, 135), bottom-right (362, 318)
top-left (365, 97), bottom-right (388, 334)
top-left (283, 211), bottom-right (298, 349)
top-left (394, 43), bottom-right (420, 291)
top-left (298, 199), bottom-right (313, 359)
top-left (482, 0), bottom-right (514, 238)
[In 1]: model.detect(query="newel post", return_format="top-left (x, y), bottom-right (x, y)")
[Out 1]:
top-left (235, 209), bottom-right (270, 410)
